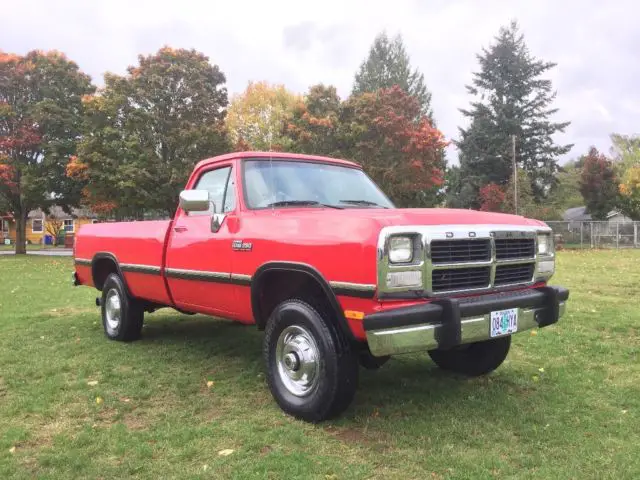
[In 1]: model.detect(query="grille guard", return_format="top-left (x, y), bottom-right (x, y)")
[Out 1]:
top-left (364, 285), bottom-right (569, 356)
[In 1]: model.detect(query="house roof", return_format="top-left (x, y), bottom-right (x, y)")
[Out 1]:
top-left (563, 206), bottom-right (631, 222)
top-left (563, 206), bottom-right (591, 221)
top-left (27, 206), bottom-right (97, 219)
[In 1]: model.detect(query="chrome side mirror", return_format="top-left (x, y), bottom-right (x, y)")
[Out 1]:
top-left (179, 190), bottom-right (210, 212)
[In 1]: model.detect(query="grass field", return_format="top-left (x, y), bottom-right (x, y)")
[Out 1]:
top-left (1, 252), bottom-right (639, 479)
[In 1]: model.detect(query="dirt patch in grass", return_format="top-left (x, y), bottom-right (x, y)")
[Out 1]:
top-left (44, 306), bottom-right (95, 317)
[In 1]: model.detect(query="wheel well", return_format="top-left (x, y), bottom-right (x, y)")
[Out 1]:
top-left (252, 268), bottom-right (354, 342)
top-left (92, 257), bottom-right (119, 291)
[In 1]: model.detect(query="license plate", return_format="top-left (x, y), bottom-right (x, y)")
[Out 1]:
top-left (490, 308), bottom-right (518, 337)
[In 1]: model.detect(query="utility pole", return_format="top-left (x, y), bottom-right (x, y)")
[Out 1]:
top-left (512, 134), bottom-right (518, 215)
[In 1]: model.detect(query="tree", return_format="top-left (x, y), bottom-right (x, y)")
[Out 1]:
top-left (611, 133), bottom-right (640, 171)
top-left (285, 84), bottom-right (341, 156)
top-left (547, 160), bottom-right (583, 213)
top-left (226, 81), bottom-right (299, 151)
top-left (45, 215), bottom-right (63, 241)
top-left (579, 147), bottom-right (619, 220)
top-left (479, 183), bottom-right (506, 212)
top-left (353, 32), bottom-right (433, 119)
top-left (0, 50), bottom-right (94, 254)
top-left (456, 21), bottom-right (572, 206)
top-left (619, 166), bottom-right (640, 220)
top-left (338, 86), bottom-right (447, 206)
top-left (74, 47), bottom-right (229, 218)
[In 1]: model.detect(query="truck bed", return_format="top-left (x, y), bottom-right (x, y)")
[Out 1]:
top-left (74, 220), bottom-right (173, 305)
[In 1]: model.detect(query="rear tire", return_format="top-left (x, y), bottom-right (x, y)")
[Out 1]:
top-left (101, 273), bottom-right (144, 342)
top-left (264, 299), bottom-right (359, 422)
top-left (428, 336), bottom-right (511, 376)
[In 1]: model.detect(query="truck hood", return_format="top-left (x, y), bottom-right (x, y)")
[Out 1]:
top-left (275, 207), bottom-right (546, 228)
top-left (362, 208), bottom-right (546, 228)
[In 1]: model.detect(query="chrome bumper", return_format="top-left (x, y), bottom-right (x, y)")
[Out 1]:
top-left (365, 286), bottom-right (568, 357)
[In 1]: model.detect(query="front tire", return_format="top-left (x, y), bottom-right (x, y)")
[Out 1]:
top-left (263, 299), bottom-right (359, 422)
top-left (101, 273), bottom-right (144, 342)
top-left (428, 335), bottom-right (511, 376)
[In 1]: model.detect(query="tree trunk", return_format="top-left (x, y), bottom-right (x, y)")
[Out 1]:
top-left (14, 212), bottom-right (27, 255)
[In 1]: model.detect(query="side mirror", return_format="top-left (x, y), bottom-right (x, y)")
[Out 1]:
top-left (179, 190), bottom-right (210, 213)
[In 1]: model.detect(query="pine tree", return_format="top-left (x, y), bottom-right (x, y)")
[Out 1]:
top-left (455, 21), bottom-right (572, 206)
top-left (353, 32), bottom-right (433, 119)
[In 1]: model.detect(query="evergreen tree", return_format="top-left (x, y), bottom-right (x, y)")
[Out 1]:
top-left (353, 32), bottom-right (433, 119)
top-left (455, 21), bottom-right (572, 206)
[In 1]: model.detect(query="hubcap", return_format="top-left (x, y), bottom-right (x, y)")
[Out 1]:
top-left (275, 325), bottom-right (320, 397)
top-left (105, 288), bottom-right (122, 332)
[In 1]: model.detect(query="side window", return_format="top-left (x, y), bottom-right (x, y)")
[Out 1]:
top-left (190, 166), bottom-right (236, 216)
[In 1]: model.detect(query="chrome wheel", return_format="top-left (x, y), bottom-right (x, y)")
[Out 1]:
top-left (275, 325), bottom-right (320, 397)
top-left (104, 288), bottom-right (122, 333)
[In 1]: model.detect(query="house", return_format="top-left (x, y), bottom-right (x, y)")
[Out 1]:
top-left (0, 207), bottom-right (97, 245)
top-left (562, 206), bottom-right (632, 226)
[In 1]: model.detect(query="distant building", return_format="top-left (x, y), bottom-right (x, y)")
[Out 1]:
top-left (562, 206), bottom-right (632, 226)
top-left (0, 207), bottom-right (97, 245)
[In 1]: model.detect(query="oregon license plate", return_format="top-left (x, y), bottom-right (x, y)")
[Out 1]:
top-left (490, 308), bottom-right (518, 337)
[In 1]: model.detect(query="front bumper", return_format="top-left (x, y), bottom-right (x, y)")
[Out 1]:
top-left (364, 286), bottom-right (569, 357)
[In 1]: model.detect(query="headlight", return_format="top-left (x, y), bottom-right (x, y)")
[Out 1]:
top-left (537, 233), bottom-right (553, 255)
top-left (389, 236), bottom-right (413, 263)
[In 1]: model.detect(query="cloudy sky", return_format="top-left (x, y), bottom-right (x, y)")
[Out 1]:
top-left (3, 0), bottom-right (638, 163)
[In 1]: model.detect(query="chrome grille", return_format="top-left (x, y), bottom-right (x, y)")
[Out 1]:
top-left (494, 263), bottom-right (535, 286)
top-left (430, 239), bottom-right (491, 264)
top-left (432, 267), bottom-right (490, 292)
top-left (495, 238), bottom-right (535, 260)
top-left (378, 225), bottom-right (550, 297)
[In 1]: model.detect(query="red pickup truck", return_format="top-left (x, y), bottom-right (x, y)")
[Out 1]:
top-left (73, 151), bottom-right (568, 421)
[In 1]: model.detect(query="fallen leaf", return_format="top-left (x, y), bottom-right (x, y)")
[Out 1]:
top-left (87, 380), bottom-right (98, 386)
top-left (538, 367), bottom-right (545, 373)
top-left (622, 410), bottom-right (628, 414)
top-left (9, 446), bottom-right (16, 454)
top-left (96, 396), bottom-right (103, 405)
top-left (206, 380), bottom-right (214, 388)
top-left (530, 330), bottom-right (538, 336)
top-left (532, 375), bottom-right (540, 382)
top-left (203, 465), bottom-right (208, 471)
top-left (40, 336), bottom-right (45, 340)
top-left (218, 449), bottom-right (234, 456)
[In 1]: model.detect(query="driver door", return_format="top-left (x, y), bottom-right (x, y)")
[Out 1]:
top-left (165, 164), bottom-right (238, 316)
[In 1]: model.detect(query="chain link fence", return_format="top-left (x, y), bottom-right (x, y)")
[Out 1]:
top-left (545, 221), bottom-right (640, 249)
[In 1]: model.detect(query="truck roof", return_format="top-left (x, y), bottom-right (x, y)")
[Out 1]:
top-left (194, 151), bottom-right (362, 171)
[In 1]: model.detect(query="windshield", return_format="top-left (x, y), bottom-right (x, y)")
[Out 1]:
top-left (243, 159), bottom-right (395, 209)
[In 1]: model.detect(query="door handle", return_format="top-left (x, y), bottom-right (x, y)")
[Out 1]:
top-left (173, 226), bottom-right (188, 233)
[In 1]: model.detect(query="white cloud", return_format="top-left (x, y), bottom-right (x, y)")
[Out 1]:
top-left (3, 0), bottom-right (638, 164)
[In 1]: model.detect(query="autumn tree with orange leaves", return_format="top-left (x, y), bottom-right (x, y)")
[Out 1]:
top-left (0, 50), bottom-right (94, 253)
top-left (336, 86), bottom-right (447, 207)
top-left (285, 84), bottom-right (342, 156)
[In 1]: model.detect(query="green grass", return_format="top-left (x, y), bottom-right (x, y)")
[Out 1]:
top-left (0, 252), bottom-right (639, 479)
top-left (0, 245), bottom-right (68, 251)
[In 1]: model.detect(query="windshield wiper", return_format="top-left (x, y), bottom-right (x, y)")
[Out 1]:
top-left (265, 200), bottom-right (344, 209)
top-left (339, 199), bottom-right (388, 208)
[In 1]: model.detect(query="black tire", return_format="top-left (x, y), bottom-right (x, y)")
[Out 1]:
top-left (101, 273), bottom-right (144, 342)
top-left (359, 349), bottom-right (390, 370)
top-left (263, 299), bottom-right (359, 422)
top-left (428, 335), bottom-right (511, 377)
